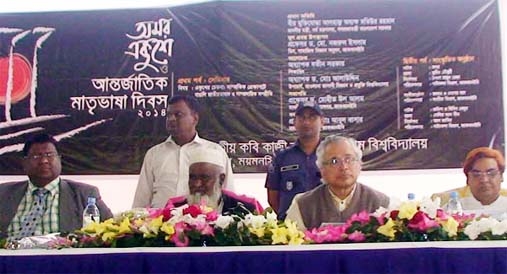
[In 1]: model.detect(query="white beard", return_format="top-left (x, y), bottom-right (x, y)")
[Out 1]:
top-left (187, 185), bottom-right (222, 209)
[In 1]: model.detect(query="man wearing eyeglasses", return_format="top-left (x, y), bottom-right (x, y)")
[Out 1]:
top-left (0, 133), bottom-right (113, 240)
top-left (265, 101), bottom-right (324, 220)
top-left (166, 148), bottom-right (262, 215)
top-left (285, 134), bottom-right (389, 230)
top-left (431, 147), bottom-right (507, 217)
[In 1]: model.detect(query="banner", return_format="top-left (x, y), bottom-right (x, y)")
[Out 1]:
top-left (0, 0), bottom-right (503, 174)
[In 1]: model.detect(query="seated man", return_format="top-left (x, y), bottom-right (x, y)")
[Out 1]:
top-left (285, 135), bottom-right (389, 230)
top-left (432, 147), bottom-right (507, 216)
top-left (0, 133), bottom-right (113, 240)
top-left (167, 148), bottom-right (263, 215)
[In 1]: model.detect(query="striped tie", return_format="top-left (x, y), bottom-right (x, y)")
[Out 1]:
top-left (18, 188), bottom-right (49, 239)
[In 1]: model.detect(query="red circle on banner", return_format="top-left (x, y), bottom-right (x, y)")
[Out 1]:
top-left (0, 53), bottom-right (32, 105)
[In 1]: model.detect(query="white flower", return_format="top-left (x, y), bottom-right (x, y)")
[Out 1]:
top-left (464, 217), bottom-right (501, 240)
top-left (464, 223), bottom-right (481, 240)
top-left (419, 197), bottom-right (440, 218)
top-left (491, 220), bottom-right (507, 235)
top-left (170, 206), bottom-right (187, 218)
top-left (243, 214), bottom-right (267, 229)
top-left (372, 206), bottom-right (389, 218)
top-left (214, 215), bottom-right (235, 229)
top-left (475, 217), bottom-right (498, 233)
top-left (266, 211), bottom-right (277, 223)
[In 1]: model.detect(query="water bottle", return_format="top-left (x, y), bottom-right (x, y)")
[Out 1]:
top-left (445, 191), bottom-right (463, 215)
top-left (83, 197), bottom-right (100, 227)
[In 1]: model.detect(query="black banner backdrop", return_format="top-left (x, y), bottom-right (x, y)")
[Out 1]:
top-left (0, 0), bottom-right (503, 174)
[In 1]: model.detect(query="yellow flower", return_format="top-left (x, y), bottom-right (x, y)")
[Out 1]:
top-left (149, 216), bottom-right (163, 232)
top-left (398, 202), bottom-right (418, 220)
top-left (285, 220), bottom-right (305, 245)
top-left (82, 219), bottom-right (114, 235)
top-left (440, 217), bottom-right (459, 237)
top-left (288, 235), bottom-right (305, 245)
top-left (81, 221), bottom-right (100, 234)
top-left (271, 227), bottom-right (289, 244)
top-left (118, 217), bottom-right (132, 234)
top-left (133, 219), bottom-right (145, 227)
top-left (377, 218), bottom-right (396, 239)
top-left (105, 223), bottom-right (120, 232)
top-left (161, 222), bottom-right (175, 238)
top-left (201, 205), bottom-right (214, 214)
top-left (140, 216), bottom-right (164, 238)
top-left (101, 231), bottom-right (118, 242)
top-left (250, 227), bottom-right (265, 238)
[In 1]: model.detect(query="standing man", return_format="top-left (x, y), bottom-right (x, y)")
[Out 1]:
top-left (285, 135), bottom-right (390, 230)
top-left (0, 133), bottom-right (113, 240)
top-left (265, 101), bottom-right (324, 220)
top-left (132, 95), bottom-right (234, 208)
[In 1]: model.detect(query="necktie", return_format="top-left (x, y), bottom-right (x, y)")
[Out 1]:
top-left (18, 188), bottom-right (49, 239)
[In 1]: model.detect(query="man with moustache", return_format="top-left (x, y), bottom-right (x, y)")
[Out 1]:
top-left (167, 148), bottom-right (262, 215)
top-left (285, 135), bottom-right (389, 230)
top-left (265, 101), bottom-right (324, 220)
top-left (132, 95), bottom-right (235, 209)
top-left (0, 133), bottom-right (113, 240)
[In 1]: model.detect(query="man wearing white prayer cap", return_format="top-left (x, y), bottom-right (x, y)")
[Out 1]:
top-left (166, 148), bottom-right (263, 215)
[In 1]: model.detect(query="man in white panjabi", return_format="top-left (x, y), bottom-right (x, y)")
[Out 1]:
top-left (132, 95), bottom-right (234, 208)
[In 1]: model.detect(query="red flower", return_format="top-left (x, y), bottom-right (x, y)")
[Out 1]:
top-left (407, 211), bottom-right (439, 231)
top-left (205, 210), bottom-right (218, 221)
top-left (183, 204), bottom-right (202, 217)
top-left (390, 210), bottom-right (399, 219)
top-left (148, 207), bottom-right (172, 221)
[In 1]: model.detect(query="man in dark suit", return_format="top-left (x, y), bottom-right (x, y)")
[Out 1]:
top-left (0, 133), bottom-right (113, 240)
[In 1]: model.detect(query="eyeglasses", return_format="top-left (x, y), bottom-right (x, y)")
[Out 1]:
top-left (24, 152), bottom-right (59, 161)
top-left (468, 169), bottom-right (500, 179)
top-left (322, 156), bottom-right (358, 167)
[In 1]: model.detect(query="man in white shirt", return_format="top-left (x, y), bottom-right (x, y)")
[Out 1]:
top-left (432, 147), bottom-right (507, 217)
top-left (132, 95), bottom-right (234, 208)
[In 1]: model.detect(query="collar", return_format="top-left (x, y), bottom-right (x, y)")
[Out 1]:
top-left (294, 139), bottom-right (320, 154)
top-left (165, 133), bottom-right (203, 146)
top-left (328, 184), bottom-right (357, 212)
top-left (28, 177), bottom-right (60, 197)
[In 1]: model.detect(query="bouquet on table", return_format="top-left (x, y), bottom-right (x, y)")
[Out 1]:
top-left (305, 197), bottom-right (507, 243)
top-left (74, 201), bottom-right (305, 248)
top-left (4, 198), bottom-right (507, 249)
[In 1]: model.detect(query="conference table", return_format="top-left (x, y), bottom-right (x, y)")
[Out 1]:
top-left (1, 241), bottom-right (506, 273)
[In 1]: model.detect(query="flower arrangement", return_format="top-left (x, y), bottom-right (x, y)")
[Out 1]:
top-left (305, 198), bottom-right (476, 244)
top-left (74, 202), bottom-right (305, 248)
top-left (3, 198), bottom-right (507, 249)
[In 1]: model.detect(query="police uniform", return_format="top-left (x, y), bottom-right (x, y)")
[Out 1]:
top-left (265, 140), bottom-right (321, 220)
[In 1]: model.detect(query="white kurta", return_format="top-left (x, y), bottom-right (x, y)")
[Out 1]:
top-left (132, 134), bottom-right (235, 208)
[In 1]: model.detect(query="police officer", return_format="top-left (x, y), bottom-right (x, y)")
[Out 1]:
top-left (265, 101), bottom-right (324, 220)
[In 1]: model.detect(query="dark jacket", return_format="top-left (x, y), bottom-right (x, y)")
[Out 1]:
top-left (0, 179), bottom-right (113, 238)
